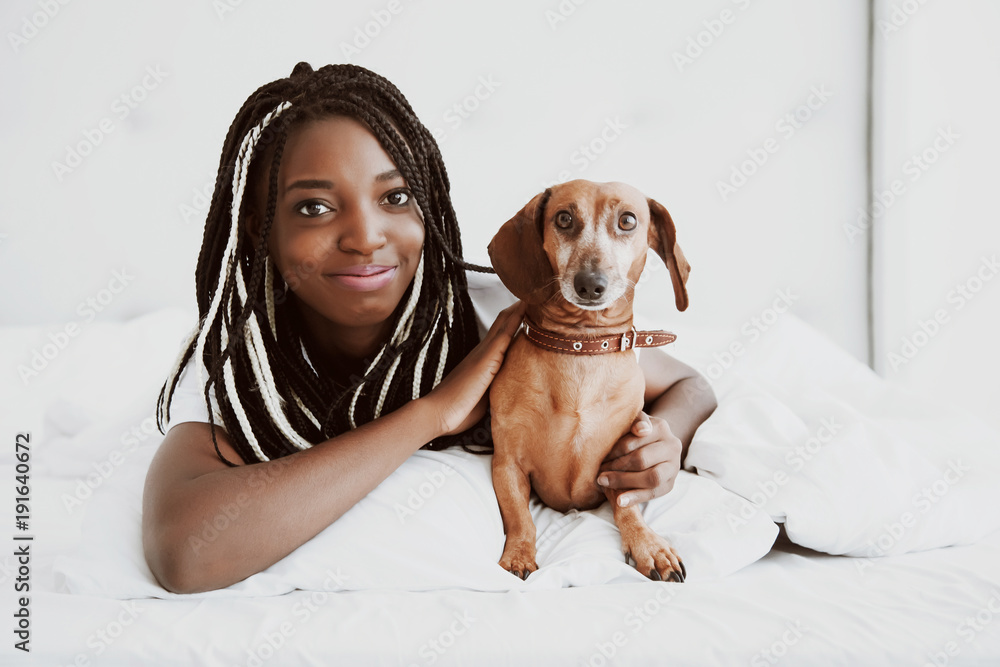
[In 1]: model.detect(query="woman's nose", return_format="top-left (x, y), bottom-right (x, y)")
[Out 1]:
top-left (337, 204), bottom-right (387, 255)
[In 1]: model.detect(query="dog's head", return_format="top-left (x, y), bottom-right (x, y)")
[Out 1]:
top-left (487, 180), bottom-right (690, 312)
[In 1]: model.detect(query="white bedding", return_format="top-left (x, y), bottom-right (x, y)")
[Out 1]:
top-left (12, 508), bottom-right (1000, 666)
top-left (3, 285), bottom-right (1000, 665)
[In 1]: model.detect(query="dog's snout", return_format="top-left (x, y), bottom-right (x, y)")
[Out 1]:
top-left (573, 270), bottom-right (607, 301)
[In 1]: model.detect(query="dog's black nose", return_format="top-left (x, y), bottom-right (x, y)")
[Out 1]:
top-left (574, 270), bottom-right (607, 301)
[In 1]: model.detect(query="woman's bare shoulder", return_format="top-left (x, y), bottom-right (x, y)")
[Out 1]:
top-left (145, 422), bottom-right (245, 500)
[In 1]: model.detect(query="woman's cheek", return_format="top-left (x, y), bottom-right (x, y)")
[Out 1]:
top-left (283, 232), bottom-right (338, 285)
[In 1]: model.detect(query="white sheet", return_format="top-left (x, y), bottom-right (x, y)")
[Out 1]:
top-left (11, 486), bottom-right (1000, 666)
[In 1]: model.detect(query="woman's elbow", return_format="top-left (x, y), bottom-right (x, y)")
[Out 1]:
top-left (142, 523), bottom-right (220, 595)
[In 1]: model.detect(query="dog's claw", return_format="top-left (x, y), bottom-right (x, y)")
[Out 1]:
top-left (620, 529), bottom-right (683, 584)
top-left (499, 542), bottom-right (537, 581)
top-left (679, 560), bottom-right (687, 581)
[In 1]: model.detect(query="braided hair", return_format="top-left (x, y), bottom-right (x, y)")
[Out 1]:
top-left (156, 62), bottom-right (494, 465)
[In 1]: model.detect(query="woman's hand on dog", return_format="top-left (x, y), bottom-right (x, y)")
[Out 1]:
top-left (596, 412), bottom-right (683, 507)
top-left (422, 300), bottom-right (527, 437)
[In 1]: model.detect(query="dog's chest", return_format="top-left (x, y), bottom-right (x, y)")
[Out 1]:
top-left (491, 337), bottom-right (646, 511)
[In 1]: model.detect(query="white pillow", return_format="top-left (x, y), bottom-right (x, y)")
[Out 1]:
top-left (685, 315), bottom-right (1000, 557)
top-left (53, 429), bottom-right (777, 599)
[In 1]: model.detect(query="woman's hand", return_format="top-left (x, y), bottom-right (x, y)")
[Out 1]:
top-left (422, 300), bottom-right (527, 436)
top-left (597, 412), bottom-right (683, 507)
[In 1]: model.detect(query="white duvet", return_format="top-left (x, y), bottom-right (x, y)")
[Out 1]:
top-left (685, 316), bottom-right (1000, 558)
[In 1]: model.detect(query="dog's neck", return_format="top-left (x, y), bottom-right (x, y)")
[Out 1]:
top-left (526, 300), bottom-right (634, 338)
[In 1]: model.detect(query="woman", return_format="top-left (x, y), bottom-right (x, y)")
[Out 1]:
top-left (142, 62), bottom-right (712, 594)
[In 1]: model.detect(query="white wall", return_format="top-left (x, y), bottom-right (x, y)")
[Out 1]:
top-left (874, 0), bottom-right (1000, 430)
top-left (0, 0), bottom-right (869, 357)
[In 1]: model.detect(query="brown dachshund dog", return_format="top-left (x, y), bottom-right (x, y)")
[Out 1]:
top-left (487, 179), bottom-right (691, 582)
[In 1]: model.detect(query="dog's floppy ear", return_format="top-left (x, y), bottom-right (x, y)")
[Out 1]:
top-left (488, 190), bottom-right (555, 304)
top-left (647, 197), bottom-right (691, 312)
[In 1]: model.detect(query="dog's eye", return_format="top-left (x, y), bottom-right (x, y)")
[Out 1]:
top-left (619, 212), bottom-right (637, 231)
top-left (555, 211), bottom-right (573, 229)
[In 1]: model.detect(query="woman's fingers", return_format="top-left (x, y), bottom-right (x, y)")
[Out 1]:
top-left (600, 463), bottom-right (678, 506)
top-left (604, 412), bottom-right (653, 462)
top-left (425, 301), bottom-right (526, 436)
top-left (484, 301), bottom-right (527, 348)
top-left (597, 416), bottom-right (683, 504)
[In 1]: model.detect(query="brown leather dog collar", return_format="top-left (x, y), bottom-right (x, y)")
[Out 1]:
top-left (521, 317), bottom-right (677, 355)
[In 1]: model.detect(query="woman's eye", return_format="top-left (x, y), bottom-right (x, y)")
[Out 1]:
top-left (619, 212), bottom-right (637, 231)
top-left (382, 189), bottom-right (412, 207)
top-left (296, 201), bottom-right (333, 217)
top-left (555, 211), bottom-right (573, 229)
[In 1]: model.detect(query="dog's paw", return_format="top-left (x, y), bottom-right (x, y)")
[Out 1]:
top-left (623, 531), bottom-right (685, 583)
top-left (499, 540), bottom-right (538, 580)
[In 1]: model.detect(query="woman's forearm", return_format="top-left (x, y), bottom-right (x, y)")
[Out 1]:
top-left (645, 375), bottom-right (717, 461)
top-left (147, 396), bottom-right (442, 594)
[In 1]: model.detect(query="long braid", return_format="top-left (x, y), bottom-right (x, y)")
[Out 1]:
top-left (157, 63), bottom-right (496, 463)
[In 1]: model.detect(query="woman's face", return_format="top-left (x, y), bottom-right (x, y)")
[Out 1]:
top-left (252, 115), bottom-right (425, 357)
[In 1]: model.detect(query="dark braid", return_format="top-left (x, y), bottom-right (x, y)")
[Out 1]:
top-left (157, 63), bottom-right (496, 464)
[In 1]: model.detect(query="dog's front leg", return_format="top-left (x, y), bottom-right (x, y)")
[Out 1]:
top-left (603, 487), bottom-right (686, 583)
top-left (492, 458), bottom-right (538, 580)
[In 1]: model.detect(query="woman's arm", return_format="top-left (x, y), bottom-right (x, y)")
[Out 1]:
top-left (637, 348), bottom-right (718, 460)
top-left (142, 301), bottom-right (526, 594)
top-left (597, 349), bottom-right (717, 505)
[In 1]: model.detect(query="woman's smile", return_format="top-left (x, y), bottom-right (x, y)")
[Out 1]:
top-left (325, 265), bottom-right (398, 291)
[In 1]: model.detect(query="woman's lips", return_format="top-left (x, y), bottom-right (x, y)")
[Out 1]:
top-left (325, 265), bottom-right (397, 291)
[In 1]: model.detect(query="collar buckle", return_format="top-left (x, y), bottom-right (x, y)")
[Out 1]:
top-left (620, 326), bottom-right (637, 352)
